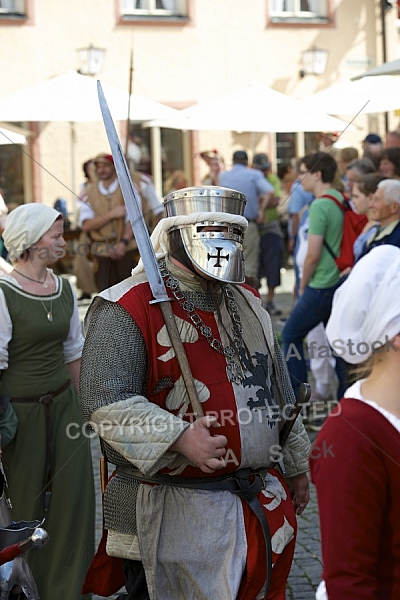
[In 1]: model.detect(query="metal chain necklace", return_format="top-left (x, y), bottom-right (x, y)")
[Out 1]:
top-left (159, 261), bottom-right (245, 384)
top-left (12, 268), bottom-right (53, 321)
top-left (39, 296), bottom-right (53, 322)
top-left (13, 268), bottom-right (49, 288)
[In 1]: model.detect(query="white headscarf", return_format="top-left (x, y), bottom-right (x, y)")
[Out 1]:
top-left (132, 211), bottom-right (248, 275)
top-left (3, 203), bottom-right (61, 259)
top-left (326, 245), bottom-right (400, 364)
top-left (0, 193), bottom-right (8, 230)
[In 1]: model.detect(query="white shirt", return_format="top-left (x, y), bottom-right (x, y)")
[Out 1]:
top-left (0, 193), bottom-right (8, 229)
top-left (0, 272), bottom-right (83, 369)
top-left (344, 379), bottom-right (400, 433)
top-left (78, 176), bottom-right (163, 228)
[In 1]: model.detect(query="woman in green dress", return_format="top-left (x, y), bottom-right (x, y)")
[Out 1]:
top-left (0, 203), bottom-right (95, 599)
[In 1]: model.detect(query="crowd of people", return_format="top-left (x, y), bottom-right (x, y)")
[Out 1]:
top-left (0, 129), bottom-right (398, 599)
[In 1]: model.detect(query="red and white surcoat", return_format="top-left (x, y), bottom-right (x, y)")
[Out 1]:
top-left (86, 264), bottom-right (309, 600)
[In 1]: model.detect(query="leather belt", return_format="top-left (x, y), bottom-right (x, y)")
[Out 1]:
top-left (117, 465), bottom-right (272, 599)
top-left (12, 379), bottom-right (71, 512)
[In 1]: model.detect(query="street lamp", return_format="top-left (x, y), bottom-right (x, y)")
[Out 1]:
top-left (77, 44), bottom-right (106, 76)
top-left (300, 47), bottom-right (329, 78)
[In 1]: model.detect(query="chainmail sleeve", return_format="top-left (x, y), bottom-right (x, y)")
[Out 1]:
top-left (81, 296), bottom-right (190, 472)
top-left (80, 297), bottom-right (148, 421)
top-left (273, 333), bottom-right (296, 408)
top-left (80, 298), bottom-right (147, 535)
top-left (273, 334), bottom-right (311, 478)
top-left (80, 297), bottom-right (190, 536)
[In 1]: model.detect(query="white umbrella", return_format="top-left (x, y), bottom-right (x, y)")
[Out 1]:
top-left (0, 71), bottom-right (129, 122)
top-left (0, 127), bottom-right (26, 145)
top-left (128, 95), bottom-right (181, 122)
top-left (0, 70), bottom-right (179, 122)
top-left (352, 58), bottom-right (400, 80)
top-left (145, 82), bottom-right (351, 133)
top-left (302, 75), bottom-right (400, 117)
top-left (0, 71), bottom-right (179, 200)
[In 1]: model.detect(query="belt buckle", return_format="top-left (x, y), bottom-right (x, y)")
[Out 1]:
top-left (38, 394), bottom-right (53, 405)
top-left (254, 471), bottom-right (266, 491)
top-left (232, 469), bottom-right (265, 491)
top-left (243, 470), bottom-right (266, 491)
top-left (230, 470), bottom-right (266, 501)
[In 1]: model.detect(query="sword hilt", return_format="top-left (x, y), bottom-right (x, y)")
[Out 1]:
top-left (18, 527), bottom-right (49, 552)
top-left (279, 383), bottom-right (311, 448)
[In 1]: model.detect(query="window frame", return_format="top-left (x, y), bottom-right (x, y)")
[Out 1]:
top-left (267, 0), bottom-right (334, 28)
top-left (0, 0), bottom-right (32, 24)
top-left (116, 0), bottom-right (192, 26)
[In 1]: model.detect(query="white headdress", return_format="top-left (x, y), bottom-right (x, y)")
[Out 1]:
top-left (326, 245), bottom-right (400, 364)
top-left (3, 203), bottom-right (61, 259)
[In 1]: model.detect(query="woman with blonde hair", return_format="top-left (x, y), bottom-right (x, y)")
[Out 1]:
top-left (310, 245), bottom-right (400, 599)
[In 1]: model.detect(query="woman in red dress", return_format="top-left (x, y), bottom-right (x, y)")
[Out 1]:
top-left (310, 244), bottom-right (400, 600)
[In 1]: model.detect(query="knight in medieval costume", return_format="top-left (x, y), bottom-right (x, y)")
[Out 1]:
top-left (80, 186), bottom-right (310, 600)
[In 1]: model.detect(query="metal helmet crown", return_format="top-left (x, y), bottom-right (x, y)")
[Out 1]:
top-left (163, 186), bottom-right (247, 283)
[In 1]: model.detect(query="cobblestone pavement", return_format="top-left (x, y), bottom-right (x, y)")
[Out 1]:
top-left (78, 267), bottom-right (324, 600)
top-left (91, 436), bottom-right (123, 600)
top-left (265, 269), bottom-right (323, 599)
top-left (286, 437), bottom-right (321, 600)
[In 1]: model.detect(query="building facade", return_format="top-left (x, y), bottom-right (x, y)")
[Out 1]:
top-left (0, 0), bottom-right (397, 217)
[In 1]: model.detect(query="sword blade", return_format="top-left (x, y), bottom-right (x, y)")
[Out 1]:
top-left (97, 82), bottom-right (204, 418)
top-left (97, 81), bottom-right (169, 303)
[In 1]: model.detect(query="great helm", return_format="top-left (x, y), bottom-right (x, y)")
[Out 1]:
top-left (163, 186), bottom-right (247, 283)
